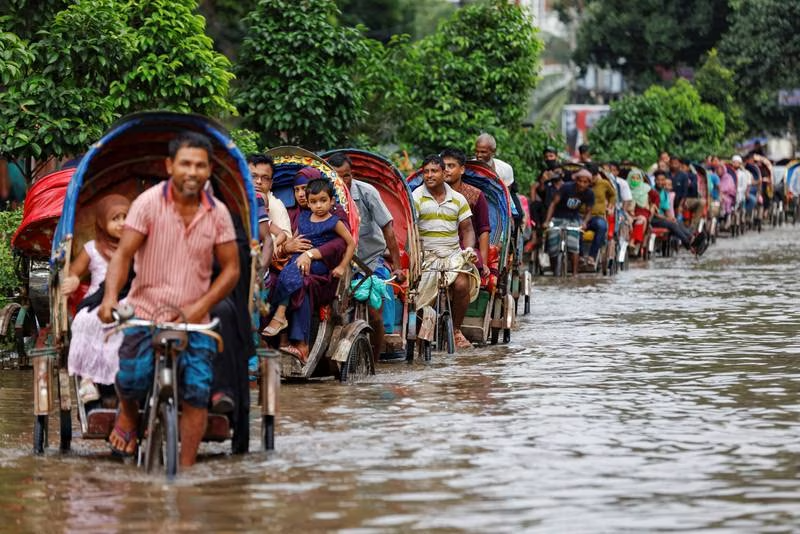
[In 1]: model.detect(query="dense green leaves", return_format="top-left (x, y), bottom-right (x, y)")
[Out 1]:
top-left (0, 208), bottom-right (23, 304)
top-left (234, 0), bottom-right (369, 150)
top-left (0, 0), bottom-right (235, 180)
top-left (591, 80), bottom-right (727, 165)
top-left (573, 0), bottom-right (729, 90)
top-left (718, 0), bottom-right (800, 134)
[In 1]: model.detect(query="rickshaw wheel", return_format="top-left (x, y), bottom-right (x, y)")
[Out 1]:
top-left (490, 327), bottom-right (500, 345)
top-left (33, 415), bottom-right (48, 454)
top-left (59, 409), bottom-right (71, 452)
top-left (437, 311), bottom-right (455, 354)
top-left (262, 415), bottom-right (275, 451)
top-left (339, 332), bottom-right (374, 383)
top-left (144, 401), bottom-right (178, 479)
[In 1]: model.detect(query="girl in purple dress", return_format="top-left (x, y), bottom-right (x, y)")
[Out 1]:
top-left (262, 178), bottom-right (355, 362)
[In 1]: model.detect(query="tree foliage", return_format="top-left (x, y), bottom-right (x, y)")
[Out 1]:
top-left (0, 0), bottom-right (235, 180)
top-left (590, 80), bottom-right (727, 165)
top-left (395, 1), bottom-right (544, 155)
top-left (694, 49), bottom-right (745, 140)
top-left (573, 0), bottom-right (729, 89)
top-left (234, 0), bottom-right (369, 150)
top-left (718, 0), bottom-right (800, 134)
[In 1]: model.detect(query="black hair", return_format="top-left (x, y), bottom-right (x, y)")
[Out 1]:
top-left (168, 131), bottom-right (213, 159)
top-left (669, 154), bottom-right (681, 161)
top-left (247, 153), bottom-right (274, 169)
top-left (327, 152), bottom-right (352, 168)
top-left (306, 177), bottom-right (334, 198)
top-left (578, 144), bottom-right (590, 154)
top-left (586, 162), bottom-right (600, 175)
top-left (422, 154), bottom-right (444, 170)
top-left (440, 147), bottom-right (466, 167)
top-left (653, 169), bottom-right (667, 178)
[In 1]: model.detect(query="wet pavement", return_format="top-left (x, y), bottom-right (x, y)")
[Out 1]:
top-left (1, 226), bottom-right (799, 532)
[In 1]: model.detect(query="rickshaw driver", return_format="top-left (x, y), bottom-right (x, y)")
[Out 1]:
top-left (98, 132), bottom-right (240, 467)
top-left (327, 153), bottom-right (406, 365)
top-left (413, 155), bottom-right (480, 350)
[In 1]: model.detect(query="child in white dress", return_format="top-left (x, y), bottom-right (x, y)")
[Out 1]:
top-left (61, 194), bottom-right (130, 403)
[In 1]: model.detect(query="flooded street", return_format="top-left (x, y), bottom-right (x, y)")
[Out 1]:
top-left (1, 227), bottom-right (799, 533)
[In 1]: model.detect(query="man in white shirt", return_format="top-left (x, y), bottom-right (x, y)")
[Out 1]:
top-left (247, 154), bottom-right (291, 241)
top-left (731, 155), bottom-right (753, 210)
top-left (474, 133), bottom-right (523, 226)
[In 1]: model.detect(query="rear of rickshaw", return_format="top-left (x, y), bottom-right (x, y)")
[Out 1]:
top-left (32, 112), bottom-right (279, 475)
top-left (265, 147), bottom-right (374, 383)
top-left (1, 168), bottom-right (73, 369)
top-left (321, 149), bottom-right (422, 363)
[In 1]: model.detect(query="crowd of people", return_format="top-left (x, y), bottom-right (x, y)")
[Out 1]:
top-left (26, 125), bottom-right (796, 468)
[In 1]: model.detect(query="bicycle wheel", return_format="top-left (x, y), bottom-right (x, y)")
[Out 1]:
top-left (262, 415), bottom-right (275, 451)
top-left (339, 331), bottom-right (374, 383)
top-left (59, 409), bottom-right (72, 452)
top-left (438, 311), bottom-right (455, 354)
top-left (33, 415), bottom-right (48, 455)
top-left (145, 400), bottom-right (178, 479)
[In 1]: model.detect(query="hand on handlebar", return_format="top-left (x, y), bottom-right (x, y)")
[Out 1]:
top-left (98, 299), bottom-right (118, 324)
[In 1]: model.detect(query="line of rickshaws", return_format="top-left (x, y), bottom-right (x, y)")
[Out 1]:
top-left (2, 112), bottom-right (531, 478)
top-left (527, 157), bottom-right (800, 278)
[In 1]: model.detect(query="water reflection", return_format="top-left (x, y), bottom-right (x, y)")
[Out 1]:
top-left (0, 228), bottom-right (799, 531)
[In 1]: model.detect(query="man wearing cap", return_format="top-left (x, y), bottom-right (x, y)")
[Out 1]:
top-left (543, 168), bottom-right (595, 275)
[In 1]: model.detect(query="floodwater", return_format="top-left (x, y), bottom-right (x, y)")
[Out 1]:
top-left (1, 227), bottom-right (799, 533)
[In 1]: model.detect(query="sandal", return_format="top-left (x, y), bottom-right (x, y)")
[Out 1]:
top-left (108, 424), bottom-right (137, 457)
top-left (280, 345), bottom-right (308, 365)
top-left (262, 316), bottom-right (288, 337)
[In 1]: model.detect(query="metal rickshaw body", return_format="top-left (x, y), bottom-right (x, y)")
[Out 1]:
top-left (32, 111), bottom-right (277, 457)
top-left (321, 148), bottom-right (422, 361)
top-left (265, 147), bottom-right (373, 382)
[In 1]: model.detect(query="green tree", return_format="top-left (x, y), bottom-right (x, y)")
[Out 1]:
top-left (111, 0), bottom-right (235, 116)
top-left (234, 0), bottom-right (370, 150)
top-left (590, 79), bottom-right (727, 165)
top-left (396, 1), bottom-right (544, 156)
top-left (0, 0), bottom-right (235, 182)
top-left (694, 48), bottom-right (745, 140)
top-left (718, 0), bottom-right (800, 134)
top-left (573, 0), bottom-right (729, 89)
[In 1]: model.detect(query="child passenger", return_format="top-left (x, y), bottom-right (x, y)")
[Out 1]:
top-left (262, 178), bottom-right (355, 360)
top-left (61, 194), bottom-right (130, 403)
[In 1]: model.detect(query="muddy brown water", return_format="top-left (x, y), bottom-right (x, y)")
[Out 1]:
top-left (1, 227), bottom-right (799, 533)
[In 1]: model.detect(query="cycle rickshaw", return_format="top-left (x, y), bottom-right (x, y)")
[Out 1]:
top-left (265, 147), bottom-right (374, 382)
top-left (321, 148), bottom-right (422, 362)
top-left (31, 112), bottom-right (279, 477)
top-left (1, 168), bottom-right (73, 369)
top-left (407, 161), bottom-right (516, 347)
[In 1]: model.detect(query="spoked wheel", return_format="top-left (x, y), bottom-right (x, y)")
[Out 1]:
top-left (339, 332), bottom-right (374, 383)
top-left (262, 415), bottom-right (275, 451)
top-left (59, 409), bottom-right (71, 452)
top-left (437, 311), bottom-right (455, 354)
top-left (144, 400), bottom-right (178, 479)
top-left (33, 414), bottom-right (48, 455)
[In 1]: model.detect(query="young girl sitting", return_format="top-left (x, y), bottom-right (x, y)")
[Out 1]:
top-left (262, 178), bottom-right (355, 362)
top-left (61, 194), bottom-right (130, 403)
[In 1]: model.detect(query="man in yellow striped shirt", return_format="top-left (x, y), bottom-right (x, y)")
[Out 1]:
top-left (412, 155), bottom-right (480, 349)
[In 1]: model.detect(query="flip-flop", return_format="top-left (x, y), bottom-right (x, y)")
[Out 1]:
top-left (108, 424), bottom-right (137, 458)
top-left (261, 317), bottom-right (288, 337)
top-left (280, 345), bottom-right (308, 365)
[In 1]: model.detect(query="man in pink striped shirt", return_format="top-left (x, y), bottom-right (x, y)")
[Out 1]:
top-left (99, 131), bottom-right (239, 467)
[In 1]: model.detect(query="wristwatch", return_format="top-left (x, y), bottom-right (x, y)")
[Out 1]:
top-left (305, 250), bottom-right (314, 259)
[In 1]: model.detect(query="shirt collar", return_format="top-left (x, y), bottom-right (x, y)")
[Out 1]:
top-left (421, 182), bottom-right (454, 202)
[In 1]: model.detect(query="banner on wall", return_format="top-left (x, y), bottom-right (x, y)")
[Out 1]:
top-left (561, 105), bottom-right (610, 159)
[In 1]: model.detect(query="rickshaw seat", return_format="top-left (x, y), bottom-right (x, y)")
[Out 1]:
top-left (651, 227), bottom-right (670, 238)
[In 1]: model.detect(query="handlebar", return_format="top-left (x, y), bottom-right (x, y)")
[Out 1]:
top-left (106, 307), bottom-right (224, 352)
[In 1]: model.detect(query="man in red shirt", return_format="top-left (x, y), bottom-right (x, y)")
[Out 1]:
top-left (99, 131), bottom-right (240, 467)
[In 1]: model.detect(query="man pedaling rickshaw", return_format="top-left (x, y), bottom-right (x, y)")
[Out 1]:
top-left (328, 153), bottom-right (406, 365)
top-left (98, 132), bottom-right (240, 467)
top-left (412, 155), bottom-right (480, 350)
